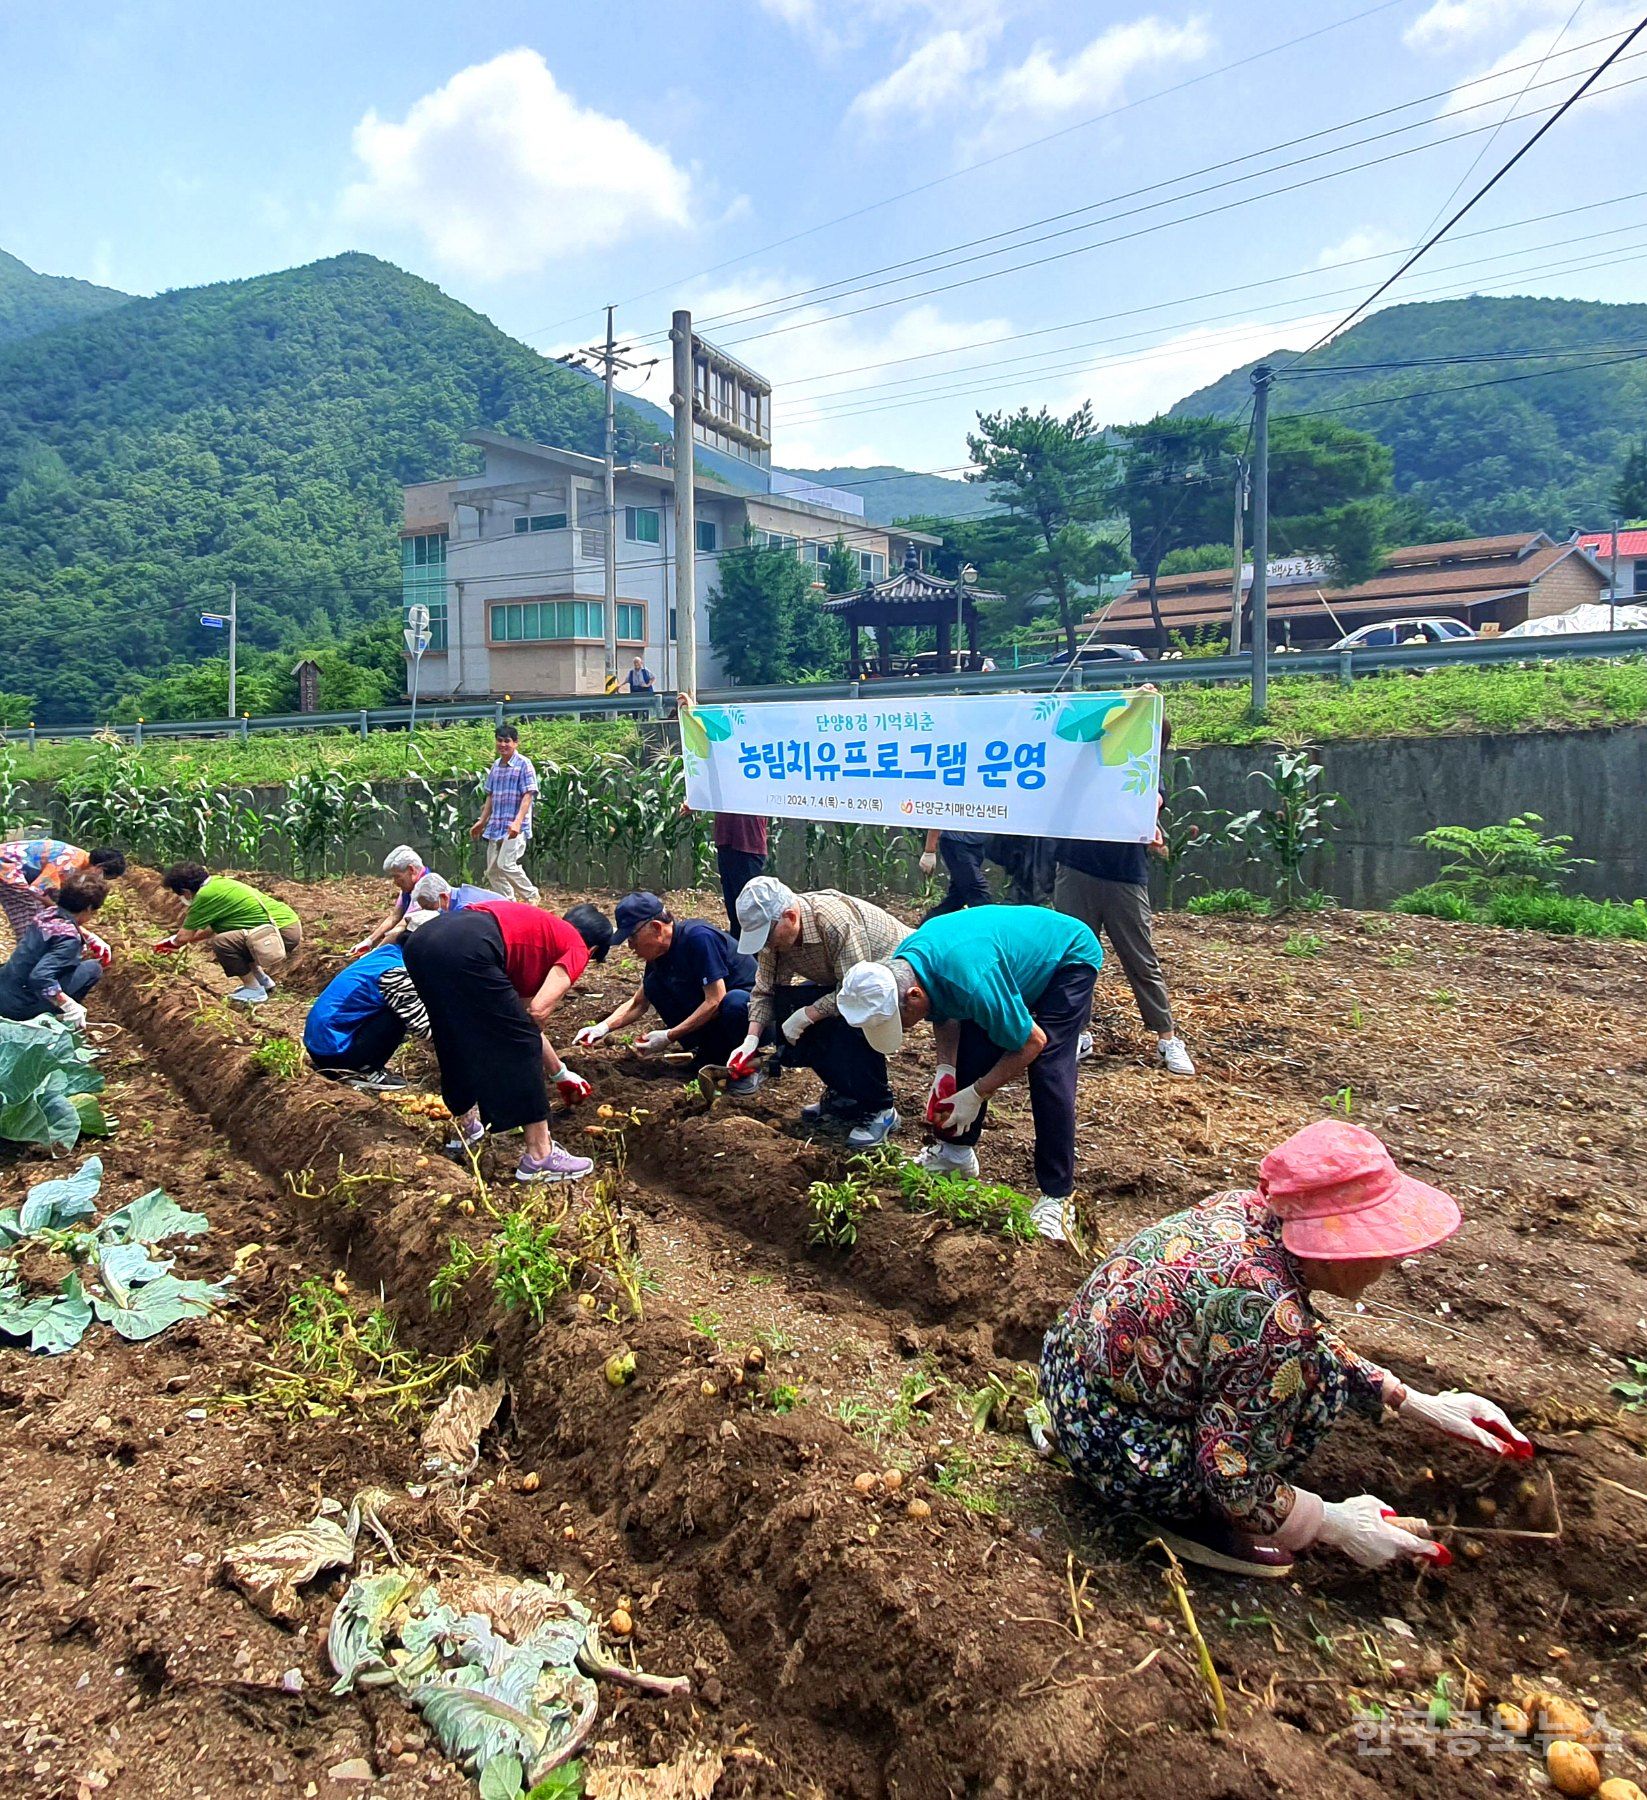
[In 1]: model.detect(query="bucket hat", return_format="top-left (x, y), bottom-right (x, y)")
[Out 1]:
top-left (1260, 1119), bottom-right (1460, 1262)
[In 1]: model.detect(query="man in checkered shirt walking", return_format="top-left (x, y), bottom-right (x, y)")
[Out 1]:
top-left (469, 723), bottom-right (541, 903)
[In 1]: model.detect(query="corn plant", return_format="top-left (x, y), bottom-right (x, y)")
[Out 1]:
top-left (1231, 749), bottom-right (1342, 911)
top-left (1157, 755), bottom-right (1239, 910)
top-left (276, 770), bottom-right (387, 877)
top-left (0, 750), bottom-right (40, 839)
top-left (401, 770), bottom-right (475, 877)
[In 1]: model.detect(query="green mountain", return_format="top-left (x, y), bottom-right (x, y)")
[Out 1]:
top-left (775, 463), bottom-right (987, 524)
top-left (1171, 295), bottom-right (1647, 534)
top-left (0, 252), bottom-right (656, 721)
top-left (0, 247), bottom-right (129, 347)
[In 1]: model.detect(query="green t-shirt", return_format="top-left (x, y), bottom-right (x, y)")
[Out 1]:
top-left (895, 905), bottom-right (1102, 1053)
top-left (182, 877), bottom-right (298, 934)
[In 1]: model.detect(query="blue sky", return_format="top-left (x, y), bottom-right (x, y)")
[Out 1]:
top-left (3, 0), bottom-right (1643, 471)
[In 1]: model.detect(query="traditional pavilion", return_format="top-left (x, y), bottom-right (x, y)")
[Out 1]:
top-left (822, 545), bottom-right (1000, 679)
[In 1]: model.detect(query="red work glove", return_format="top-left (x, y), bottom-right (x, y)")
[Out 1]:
top-left (1398, 1390), bottom-right (1533, 1459)
top-left (82, 931), bottom-right (112, 969)
top-left (554, 1067), bottom-right (593, 1105)
top-left (925, 1064), bottom-right (957, 1127)
top-left (727, 1034), bottom-right (761, 1079)
top-left (152, 936), bottom-right (180, 955)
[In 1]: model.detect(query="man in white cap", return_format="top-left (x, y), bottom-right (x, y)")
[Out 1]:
top-left (349, 845), bottom-right (428, 957)
top-left (727, 876), bottom-right (908, 1147)
top-left (837, 905), bottom-right (1102, 1242)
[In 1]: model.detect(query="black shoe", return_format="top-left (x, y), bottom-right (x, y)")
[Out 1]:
top-left (1137, 1510), bottom-right (1294, 1579)
top-left (347, 1067), bottom-right (408, 1093)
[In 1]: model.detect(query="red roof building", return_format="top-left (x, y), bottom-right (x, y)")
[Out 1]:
top-left (1577, 530), bottom-right (1647, 599)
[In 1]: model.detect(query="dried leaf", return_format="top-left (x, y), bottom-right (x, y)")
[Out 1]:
top-left (420, 1379), bottom-right (506, 1479)
top-left (586, 1750), bottom-right (726, 1800)
top-left (222, 1509), bottom-right (360, 1623)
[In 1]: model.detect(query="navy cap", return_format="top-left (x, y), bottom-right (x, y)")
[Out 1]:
top-left (614, 891), bottom-right (666, 943)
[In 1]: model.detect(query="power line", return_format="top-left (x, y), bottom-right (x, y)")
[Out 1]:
top-left (1285, 13), bottom-right (1647, 364)
top-left (520, 0), bottom-right (1414, 345)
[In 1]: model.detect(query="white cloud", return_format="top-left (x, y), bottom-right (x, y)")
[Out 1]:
top-left (339, 49), bottom-right (692, 279)
top-left (1434, 3), bottom-right (1642, 116)
top-left (985, 14), bottom-right (1213, 123)
top-left (848, 27), bottom-right (997, 127)
top-left (1315, 228), bottom-right (1404, 269)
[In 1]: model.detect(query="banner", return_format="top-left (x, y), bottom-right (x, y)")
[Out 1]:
top-left (680, 690), bottom-right (1162, 842)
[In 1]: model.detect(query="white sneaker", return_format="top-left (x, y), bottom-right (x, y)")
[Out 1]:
top-left (1029, 1195), bottom-right (1071, 1242)
top-left (255, 969), bottom-right (277, 992)
top-left (228, 984), bottom-right (267, 1005)
top-left (915, 1140), bottom-right (980, 1180)
top-left (1076, 1031), bottom-right (1094, 1062)
top-left (1158, 1036), bottom-right (1195, 1077)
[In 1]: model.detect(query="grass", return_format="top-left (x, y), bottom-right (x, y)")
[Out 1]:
top-left (8, 715), bottom-right (639, 785)
top-left (1164, 658), bottom-right (1647, 747)
top-left (1394, 884), bottom-right (1647, 939)
top-left (1186, 887), bottom-right (1272, 916)
top-left (248, 1035), bottom-right (303, 1079)
top-left (1281, 931), bottom-right (1325, 957)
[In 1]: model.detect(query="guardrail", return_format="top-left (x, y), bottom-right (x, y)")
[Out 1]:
top-left (4, 630), bottom-right (1642, 749)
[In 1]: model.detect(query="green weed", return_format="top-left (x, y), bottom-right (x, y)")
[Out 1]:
top-left (807, 1176), bottom-right (878, 1251)
top-left (248, 1036), bottom-right (303, 1079)
top-left (1186, 886), bottom-right (1272, 916)
top-left (1281, 931), bottom-right (1325, 958)
top-left (688, 1309), bottom-right (723, 1343)
top-left (849, 1149), bottom-right (1036, 1243)
top-left (1612, 1358), bottom-right (1647, 1411)
top-left (1323, 1085), bottom-right (1355, 1118)
top-left (768, 1383), bottom-right (802, 1415)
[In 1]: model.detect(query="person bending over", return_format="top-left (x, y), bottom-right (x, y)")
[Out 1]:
top-left (0, 867), bottom-right (109, 1032)
top-left (158, 863), bottom-right (302, 1005)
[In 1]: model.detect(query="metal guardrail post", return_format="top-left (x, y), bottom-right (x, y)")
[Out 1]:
top-left (240, 715), bottom-right (250, 742)
top-left (133, 719), bottom-right (143, 748)
top-left (27, 725), bottom-right (35, 752)
top-left (1338, 650), bottom-right (1354, 688)
top-left (359, 711), bottom-right (369, 739)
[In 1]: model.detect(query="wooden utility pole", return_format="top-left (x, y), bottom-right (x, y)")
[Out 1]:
top-left (1229, 457), bottom-right (1248, 656)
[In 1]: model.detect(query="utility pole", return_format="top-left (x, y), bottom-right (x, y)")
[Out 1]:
top-left (1611, 515), bottom-right (1620, 630)
top-left (1229, 457), bottom-right (1249, 657)
top-left (671, 309), bottom-right (697, 702)
top-left (556, 316), bottom-right (655, 693)
top-left (228, 580), bottom-right (237, 722)
top-left (1249, 367), bottom-right (1272, 718)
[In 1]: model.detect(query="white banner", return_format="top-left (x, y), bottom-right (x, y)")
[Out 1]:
top-left (680, 690), bottom-right (1162, 841)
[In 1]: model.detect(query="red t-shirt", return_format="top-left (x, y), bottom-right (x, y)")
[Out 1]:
top-left (713, 812), bottom-right (768, 855)
top-left (473, 901), bottom-right (589, 997)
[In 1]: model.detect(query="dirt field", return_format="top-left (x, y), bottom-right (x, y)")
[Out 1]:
top-left (3, 866), bottom-right (1646, 1799)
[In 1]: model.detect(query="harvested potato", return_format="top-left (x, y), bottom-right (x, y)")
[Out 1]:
top-left (604, 1350), bottom-right (637, 1387)
top-left (906, 1498), bottom-right (932, 1521)
top-left (852, 1471), bottom-right (878, 1495)
top-left (1598, 1782), bottom-right (1647, 1800)
top-left (608, 1606), bottom-right (633, 1638)
top-left (1493, 1702), bottom-right (1531, 1737)
top-left (1547, 1741), bottom-right (1601, 1798)
top-left (1526, 1694), bottom-right (1600, 1746)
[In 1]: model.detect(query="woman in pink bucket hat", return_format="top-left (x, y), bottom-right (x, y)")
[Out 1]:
top-left (1038, 1117), bottom-right (1531, 1577)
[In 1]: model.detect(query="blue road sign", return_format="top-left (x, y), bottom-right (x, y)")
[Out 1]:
top-left (200, 613), bottom-right (227, 629)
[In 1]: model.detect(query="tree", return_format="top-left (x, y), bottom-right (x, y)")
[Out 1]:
top-left (1267, 417), bottom-right (1395, 584)
top-left (708, 534), bottom-right (820, 685)
top-left (822, 535), bottom-right (859, 595)
top-left (0, 691), bottom-right (34, 728)
top-left (965, 405), bottom-right (1122, 658)
top-left (1114, 415), bottom-right (1238, 654)
top-left (1611, 437), bottom-right (1647, 522)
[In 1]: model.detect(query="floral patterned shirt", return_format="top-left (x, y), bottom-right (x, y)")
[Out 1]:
top-left (1046, 1191), bottom-right (1389, 1530)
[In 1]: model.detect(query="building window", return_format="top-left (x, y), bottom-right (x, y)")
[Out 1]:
top-left (489, 600), bottom-right (608, 643)
top-left (859, 550), bottom-right (886, 581)
top-left (402, 532), bottom-right (449, 651)
top-left (625, 506), bottom-right (661, 544)
top-left (669, 607), bottom-right (678, 642)
top-left (617, 603), bottom-right (645, 640)
top-left (695, 519), bottom-right (718, 553)
top-left (513, 513), bottom-right (568, 534)
top-left (1632, 559), bottom-right (1647, 595)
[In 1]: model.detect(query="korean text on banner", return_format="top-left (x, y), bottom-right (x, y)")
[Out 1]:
top-left (679, 691), bottom-right (1162, 843)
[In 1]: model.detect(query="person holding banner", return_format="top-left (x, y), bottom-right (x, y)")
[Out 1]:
top-left (917, 830), bottom-right (991, 918)
top-left (731, 876), bottom-right (906, 1147)
top-left (837, 905), bottom-right (1102, 1243)
top-left (576, 892), bottom-right (761, 1090)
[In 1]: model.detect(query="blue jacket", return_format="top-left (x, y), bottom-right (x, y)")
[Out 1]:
top-left (304, 945), bottom-right (404, 1060)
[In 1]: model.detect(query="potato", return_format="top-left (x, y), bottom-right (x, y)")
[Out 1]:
top-left (1598, 1782), bottom-right (1647, 1800)
top-left (1547, 1741), bottom-right (1601, 1798)
top-left (852, 1471), bottom-right (878, 1495)
top-left (1493, 1702), bottom-right (1531, 1738)
top-left (608, 1606), bottom-right (633, 1638)
top-left (1527, 1694), bottom-right (1601, 1746)
top-left (604, 1350), bottom-right (637, 1387)
top-left (906, 1498), bottom-right (932, 1521)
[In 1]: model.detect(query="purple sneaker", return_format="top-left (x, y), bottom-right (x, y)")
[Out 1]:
top-left (444, 1109), bottom-right (485, 1155)
top-left (516, 1144), bottom-right (593, 1183)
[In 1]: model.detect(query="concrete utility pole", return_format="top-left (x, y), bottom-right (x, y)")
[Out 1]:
top-left (1249, 367), bottom-right (1273, 718)
top-left (228, 580), bottom-right (237, 722)
top-left (1229, 457), bottom-right (1249, 657)
top-left (671, 309), bottom-right (697, 702)
top-left (1611, 515), bottom-right (1620, 630)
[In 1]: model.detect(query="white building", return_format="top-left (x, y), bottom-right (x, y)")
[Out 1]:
top-left (401, 430), bottom-right (935, 697)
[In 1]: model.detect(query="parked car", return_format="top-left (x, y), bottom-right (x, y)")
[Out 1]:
top-left (1331, 618), bottom-right (1476, 651)
top-left (1024, 643), bottom-right (1149, 669)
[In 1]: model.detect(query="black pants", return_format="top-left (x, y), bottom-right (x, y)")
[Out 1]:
top-left (0, 955), bottom-right (100, 1023)
top-left (308, 1007), bottom-right (406, 1076)
top-left (923, 833), bottom-right (991, 920)
top-left (402, 909), bottom-right (547, 1132)
top-left (678, 988), bottom-right (754, 1067)
top-left (776, 982), bottom-right (894, 1116)
top-left (950, 960), bottom-right (1097, 1197)
top-left (717, 847), bottom-right (766, 932)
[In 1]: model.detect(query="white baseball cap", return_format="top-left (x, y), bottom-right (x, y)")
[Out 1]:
top-left (403, 906), bottom-right (441, 932)
top-left (736, 875), bottom-right (798, 955)
top-left (837, 961), bottom-right (904, 1055)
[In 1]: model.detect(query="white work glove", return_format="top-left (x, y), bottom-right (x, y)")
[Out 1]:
top-left (82, 931), bottom-right (112, 969)
top-left (727, 1034), bottom-right (761, 1078)
top-left (572, 1022), bottom-right (610, 1048)
top-left (1315, 1495), bottom-right (1450, 1569)
top-left (925, 1064), bottom-right (958, 1126)
top-left (782, 1006), bottom-right (815, 1046)
top-left (635, 1029), bottom-right (672, 1057)
top-left (349, 937), bottom-right (375, 957)
top-left (1398, 1389), bottom-right (1533, 1460)
top-left (554, 1067), bottom-right (592, 1104)
top-left (58, 997), bottom-right (88, 1033)
top-left (918, 851), bottom-right (937, 877)
top-left (933, 1082), bottom-right (984, 1137)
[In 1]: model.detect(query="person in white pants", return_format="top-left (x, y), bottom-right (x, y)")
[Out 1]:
top-left (470, 723), bottom-right (541, 904)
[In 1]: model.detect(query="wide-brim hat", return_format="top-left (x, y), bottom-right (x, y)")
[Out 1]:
top-left (1260, 1118), bottom-right (1461, 1262)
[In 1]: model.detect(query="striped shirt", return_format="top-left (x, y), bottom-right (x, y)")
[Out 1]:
top-left (748, 889), bottom-right (908, 1032)
top-left (483, 754), bottom-right (539, 841)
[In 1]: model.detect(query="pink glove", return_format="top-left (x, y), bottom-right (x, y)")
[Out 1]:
top-left (727, 1034), bottom-right (761, 1079)
top-left (1399, 1389), bottom-right (1533, 1459)
top-left (554, 1067), bottom-right (592, 1104)
top-left (925, 1065), bottom-right (957, 1127)
top-left (1314, 1495), bottom-right (1451, 1569)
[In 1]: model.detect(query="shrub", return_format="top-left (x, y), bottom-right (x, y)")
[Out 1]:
top-left (1410, 814), bottom-right (1589, 901)
top-left (1187, 886), bottom-right (1272, 916)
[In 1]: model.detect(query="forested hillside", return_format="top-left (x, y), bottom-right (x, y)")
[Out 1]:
top-left (1173, 295), bottom-right (1646, 533)
top-left (0, 252), bottom-right (652, 720)
top-left (0, 247), bottom-right (129, 347)
top-left (774, 463), bottom-right (988, 524)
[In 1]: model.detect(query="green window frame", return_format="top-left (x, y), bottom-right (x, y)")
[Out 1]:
top-left (514, 513), bottom-right (569, 534)
top-left (695, 519), bottom-right (718, 553)
top-left (625, 506), bottom-right (661, 544)
top-left (617, 603), bottom-right (645, 640)
top-left (489, 600), bottom-right (611, 643)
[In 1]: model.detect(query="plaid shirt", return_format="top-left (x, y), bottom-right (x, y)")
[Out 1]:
top-left (749, 889), bottom-right (908, 1032)
top-left (483, 754), bottom-right (539, 841)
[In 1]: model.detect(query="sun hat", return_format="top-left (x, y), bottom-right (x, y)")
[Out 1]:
top-left (614, 891), bottom-right (667, 944)
top-left (403, 907), bottom-right (441, 932)
top-left (736, 875), bottom-right (797, 955)
top-left (383, 844), bottom-right (423, 874)
top-left (1259, 1119), bottom-right (1461, 1262)
top-left (837, 961), bottom-right (904, 1055)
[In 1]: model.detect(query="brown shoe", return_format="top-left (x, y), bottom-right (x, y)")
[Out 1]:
top-left (1138, 1510), bottom-right (1295, 1580)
